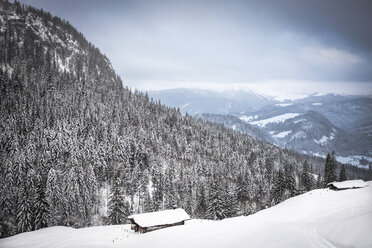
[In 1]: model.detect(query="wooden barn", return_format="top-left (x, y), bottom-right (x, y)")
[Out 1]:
top-left (127, 208), bottom-right (190, 233)
top-left (327, 179), bottom-right (368, 191)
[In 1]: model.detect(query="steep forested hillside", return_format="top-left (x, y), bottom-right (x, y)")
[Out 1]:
top-left (0, 1), bottom-right (369, 238)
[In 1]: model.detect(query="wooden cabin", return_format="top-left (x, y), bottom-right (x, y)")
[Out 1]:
top-left (127, 208), bottom-right (190, 233)
top-left (327, 179), bottom-right (368, 191)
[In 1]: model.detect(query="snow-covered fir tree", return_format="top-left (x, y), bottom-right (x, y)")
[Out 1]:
top-left (324, 152), bottom-right (338, 185)
top-left (300, 160), bottom-right (315, 192)
top-left (34, 176), bottom-right (50, 230)
top-left (205, 177), bottom-right (227, 220)
top-left (108, 177), bottom-right (129, 225)
top-left (338, 164), bottom-right (347, 182)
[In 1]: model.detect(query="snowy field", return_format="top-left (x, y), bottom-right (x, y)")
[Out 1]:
top-left (336, 155), bottom-right (372, 169)
top-left (248, 113), bottom-right (301, 127)
top-left (1, 181), bottom-right (371, 248)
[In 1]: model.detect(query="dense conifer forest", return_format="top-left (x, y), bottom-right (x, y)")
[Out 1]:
top-left (1, 0), bottom-right (370, 238)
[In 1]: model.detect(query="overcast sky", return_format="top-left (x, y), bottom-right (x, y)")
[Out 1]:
top-left (23, 0), bottom-right (372, 95)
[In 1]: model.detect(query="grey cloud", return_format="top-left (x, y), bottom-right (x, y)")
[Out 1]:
top-left (23, 0), bottom-right (372, 94)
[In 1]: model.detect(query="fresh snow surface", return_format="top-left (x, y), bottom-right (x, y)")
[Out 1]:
top-left (336, 155), bottom-right (372, 169)
top-left (239, 115), bottom-right (258, 123)
top-left (313, 135), bottom-right (330, 145)
top-left (294, 118), bottom-right (305, 124)
top-left (327, 179), bottom-right (368, 189)
top-left (127, 209), bottom-right (190, 228)
top-left (2, 181), bottom-right (372, 248)
top-left (273, 130), bottom-right (292, 138)
top-left (311, 152), bottom-right (326, 158)
top-left (249, 113), bottom-right (301, 127)
top-left (313, 132), bottom-right (335, 145)
top-left (312, 102), bottom-right (323, 106)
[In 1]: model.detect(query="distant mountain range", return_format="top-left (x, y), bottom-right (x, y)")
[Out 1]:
top-left (149, 89), bottom-right (372, 168)
top-left (148, 88), bottom-right (276, 115)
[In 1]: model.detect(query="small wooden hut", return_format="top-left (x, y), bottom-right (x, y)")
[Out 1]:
top-left (127, 208), bottom-right (190, 233)
top-left (327, 179), bottom-right (368, 191)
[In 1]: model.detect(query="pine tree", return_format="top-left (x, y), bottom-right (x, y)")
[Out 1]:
top-left (300, 160), bottom-right (313, 192)
top-left (236, 174), bottom-right (250, 214)
top-left (324, 151), bottom-right (338, 186)
top-left (0, 163), bottom-right (15, 237)
top-left (284, 164), bottom-right (297, 198)
top-left (338, 164), bottom-right (347, 182)
top-left (272, 169), bottom-right (285, 205)
top-left (324, 153), bottom-right (331, 186)
top-left (143, 189), bottom-right (153, 213)
top-left (330, 152), bottom-right (338, 182)
top-left (108, 177), bottom-right (128, 225)
top-left (205, 179), bottom-right (226, 220)
top-left (45, 168), bottom-right (62, 225)
top-left (316, 173), bottom-right (323, 189)
top-left (17, 172), bottom-right (34, 233)
top-left (194, 185), bottom-right (207, 218)
top-left (224, 185), bottom-right (238, 218)
top-left (34, 177), bottom-right (50, 230)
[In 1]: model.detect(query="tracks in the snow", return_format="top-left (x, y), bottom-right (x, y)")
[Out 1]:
top-left (301, 226), bottom-right (339, 248)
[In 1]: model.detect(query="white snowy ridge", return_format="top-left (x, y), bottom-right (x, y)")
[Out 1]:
top-left (273, 130), bottom-right (292, 138)
top-left (239, 115), bottom-right (258, 122)
top-left (249, 113), bottom-right (301, 127)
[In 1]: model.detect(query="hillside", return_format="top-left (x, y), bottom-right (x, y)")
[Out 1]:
top-left (239, 96), bottom-right (372, 166)
top-left (1, 181), bottom-right (371, 248)
top-left (154, 89), bottom-right (372, 167)
top-left (0, 0), bottom-right (370, 239)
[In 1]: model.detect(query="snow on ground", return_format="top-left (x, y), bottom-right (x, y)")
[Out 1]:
top-left (313, 135), bottom-right (330, 145)
top-left (312, 102), bottom-right (323, 106)
top-left (310, 152), bottom-right (326, 158)
top-left (313, 132), bottom-right (335, 145)
top-left (336, 155), bottom-right (372, 169)
top-left (294, 118), bottom-right (305, 124)
top-left (2, 181), bottom-right (371, 248)
top-left (239, 115), bottom-right (258, 123)
top-left (249, 113), bottom-right (301, 127)
top-left (273, 130), bottom-right (292, 138)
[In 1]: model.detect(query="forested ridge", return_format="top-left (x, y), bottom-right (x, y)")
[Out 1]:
top-left (0, 0), bottom-right (370, 238)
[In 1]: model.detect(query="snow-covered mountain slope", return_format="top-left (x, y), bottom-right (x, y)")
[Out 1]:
top-left (249, 95), bottom-right (372, 136)
top-left (242, 98), bottom-right (372, 166)
top-left (193, 93), bottom-right (372, 167)
top-left (246, 111), bottom-right (368, 154)
top-left (199, 113), bottom-right (273, 142)
top-left (1, 181), bottom-right (371, 248)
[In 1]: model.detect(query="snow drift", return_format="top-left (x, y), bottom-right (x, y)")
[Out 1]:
top-left (1, 180), bottom-right (371, 248)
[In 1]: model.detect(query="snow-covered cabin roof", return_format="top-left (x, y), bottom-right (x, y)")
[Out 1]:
top-left (327, 180), bottom-right (368, 190)
top-left (128, 209), bottom-right (190, 228)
